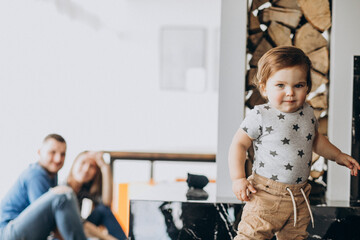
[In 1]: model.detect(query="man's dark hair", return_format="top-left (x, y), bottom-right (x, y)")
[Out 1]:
top-left (43, 133), bottom-right (66, 144)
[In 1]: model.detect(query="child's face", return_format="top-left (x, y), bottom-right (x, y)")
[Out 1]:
top-left (261, 66), bottom-right (308, 113)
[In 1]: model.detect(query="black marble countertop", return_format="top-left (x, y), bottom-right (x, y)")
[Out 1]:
top-left (129, 200), bottom-right (360, 240)
top-left (127, 182), bottom-right (360, 240)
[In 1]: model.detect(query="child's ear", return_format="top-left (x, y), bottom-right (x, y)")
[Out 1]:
top-left (259, 84), bottom-right (267, 97)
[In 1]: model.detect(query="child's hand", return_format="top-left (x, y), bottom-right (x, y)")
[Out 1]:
top-left (335, 152), bottom-right (360, 176)
top-left (232, 178), bottom-right (257, 201)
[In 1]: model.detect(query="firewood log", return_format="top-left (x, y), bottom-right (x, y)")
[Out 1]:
top-left (246, 68), bottom-right (258, 89)
top-left (297, 0), bottom-right (331, 32)
top-left (312, 108), bottom-right (326, 119)
top-left (259, 6), bottom-right (302, 29)
top-left (251, 0), bottom-right (270, 11)
top-left (310, 69), bottom-right (329, 92)
top-left (312, 152), bottom-right (320, 164)
top-left (246, 88), bottom-right (267, 109)
top-left (318, 117), bottom-right (328, 136)
top-left (248, 32), bottom-right (264, 51)
top-left (310, 170), bottom-right (324, 179)
top-left (308, 47), bottom-right (329, 75)
top-left (272, 0), bottom-right (301, 10)
top-left (267, 21), bottom-right (292, 46)
top-left (294, 23), bottom-right (328, 54)
top-left (313, 109), bottom-right (323, 119)
top-left (249, 12), bottom-right (262, 34)
top-left (308, 94), bottom-right (328, 109)
top-left (249, 39), bottom-right (273, 67)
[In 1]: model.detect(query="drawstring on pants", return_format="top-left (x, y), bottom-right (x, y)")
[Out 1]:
top-left (286, 187), bottom-right (314, 228)
top-left (286, 188), bottom-right (297, 227)
top-left (301, 188), bottom-right (314, 228)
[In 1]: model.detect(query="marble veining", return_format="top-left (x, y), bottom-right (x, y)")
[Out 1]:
top-left (129, 200), bottom-right (360, 240)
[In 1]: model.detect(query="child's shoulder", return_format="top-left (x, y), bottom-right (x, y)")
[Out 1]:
top-left (244, 104), bottom-right (269, 121)
top-left (251, 103), bottom-right (270, 113)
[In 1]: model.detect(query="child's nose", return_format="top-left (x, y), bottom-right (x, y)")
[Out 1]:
top-left (286, 87), bottom-right (294, 96)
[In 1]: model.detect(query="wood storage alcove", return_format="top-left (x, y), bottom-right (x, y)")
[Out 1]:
top-left (245, 0), bottom-right (332, 203)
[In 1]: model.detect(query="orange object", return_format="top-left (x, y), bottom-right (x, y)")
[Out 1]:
top-left (149, 178), bottom-right (156, 185)
top-left (112, 183), bottom-right (130, 237)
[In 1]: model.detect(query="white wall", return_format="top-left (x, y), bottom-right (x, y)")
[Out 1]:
top-left (327, 0), bottom-right (360, 203)
top-left (216, 0), bottom-right (248, 201)
top-left (0, 0), bottom-right (220, 199)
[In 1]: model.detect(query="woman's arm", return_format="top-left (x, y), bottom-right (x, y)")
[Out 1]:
top-left (94, 152), bottom-right (113, 206)
top-left (83, 221), bottom-right (117, 240)
top-left (100, 164), bottom-right (113, 206)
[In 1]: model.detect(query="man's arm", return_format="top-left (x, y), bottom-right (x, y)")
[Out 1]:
top-left (27, 174), bottom-right (52, 203)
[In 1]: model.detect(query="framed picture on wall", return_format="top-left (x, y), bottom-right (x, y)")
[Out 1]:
top-left (160, 26), bottom-right (207, 92)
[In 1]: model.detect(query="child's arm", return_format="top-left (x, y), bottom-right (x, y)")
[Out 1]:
top-left (228, 128), bottom-right (257, 201)
top-left (313, 130), bottom-right (360, 176)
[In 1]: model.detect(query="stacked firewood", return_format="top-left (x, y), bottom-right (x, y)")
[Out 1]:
top-left (245, 0), bottom-right (332, 180)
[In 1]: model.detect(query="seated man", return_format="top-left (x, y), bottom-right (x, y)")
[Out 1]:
top-left (0, 134), bottom-right (86, 240)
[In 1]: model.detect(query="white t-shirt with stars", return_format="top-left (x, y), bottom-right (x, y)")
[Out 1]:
top-left (240, 102), bottom-right (318, 184)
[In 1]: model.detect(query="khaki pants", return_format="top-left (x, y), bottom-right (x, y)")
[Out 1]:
top-left (235, 173), bottom-right (312, 240)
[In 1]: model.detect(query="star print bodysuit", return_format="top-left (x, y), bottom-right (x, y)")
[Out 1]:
top-left (240, 102), bottom-right (318, 184)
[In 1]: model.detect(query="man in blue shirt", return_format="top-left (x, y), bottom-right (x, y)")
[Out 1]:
top-left (0, 134), bottom-right (87, 240)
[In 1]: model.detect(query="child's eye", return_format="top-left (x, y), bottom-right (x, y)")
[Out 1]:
top-left (295, 84), bottom-right (305, 88)
top-left (276, 84), bottom-right (284, 88)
